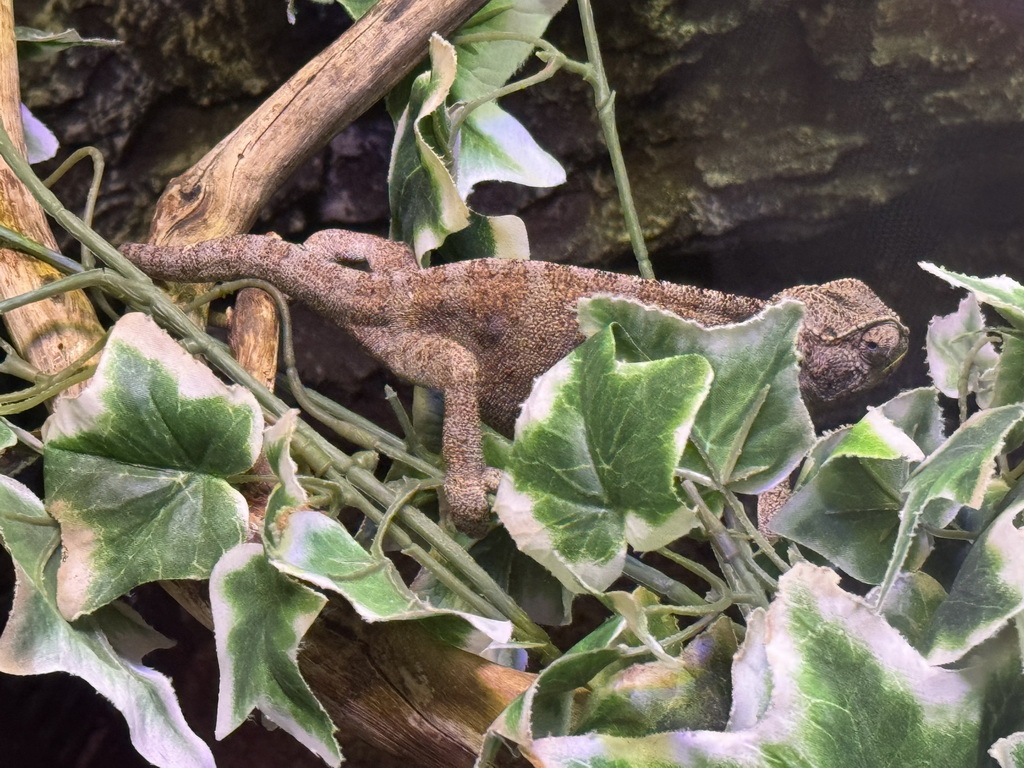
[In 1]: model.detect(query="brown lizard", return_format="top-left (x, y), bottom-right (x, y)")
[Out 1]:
top-left (120, 230), bottom-right (908, 536)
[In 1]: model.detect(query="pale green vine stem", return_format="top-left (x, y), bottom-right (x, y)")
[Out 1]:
top-left (656, 547), bottom-right (728, 594)
top-left (576, 0), bottom-right (653, 279)
top-left (43, 146), bottom-right (119, 321)
top-left (683, 480), bottom-right (768, 609)
top-left (621, 555), bottom-right (704, 606)
top-left (0, 125), bottom-right (558, 662)
top-left (722, 488), bottom-right (790, 575)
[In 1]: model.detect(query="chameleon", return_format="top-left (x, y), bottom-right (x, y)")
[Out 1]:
top-left (120, 230), bottom-right (909, 536)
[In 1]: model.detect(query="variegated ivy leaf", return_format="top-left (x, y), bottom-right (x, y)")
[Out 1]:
top-left (992, 731), bottom-right (1024, 768)
top-left (14, 25), bottom-right (120, 60)
top-left (263, 412), bottom-right (511, 651)
top-left (876, 403), bottom-right (1024, 606)
top-left (42, 313), bottom-right (261, 619)
top-left (926, 294), bottom-right (998, 400)
top-left (389, 35), bottom-right (532, 262)
top-left (496, 322), bottom-right (713, 592)
top-left (866, 571), bottom-right (947, 652)
top-left (449, 0), bottom-right (569, 195)
top-left (0, 418), bottom-right (16, 453)
top-left (982, 331), bottom-right (1024, 410)
top-left (346, 1), bottom-right (565, 261)
top-left (211, 543), bottom-right (340, 766)
top-left (769, 388), bottom-right (943, 584)
top-left (524, 564), bottom-right (1014, 768)
top-left (576, 617), bottom-right (737, 738)
top-left (921, 262), bottom-right (1024, 331)
top-left (486, 615), bottom-right (631, 753)
top-left (0, 475), bottom-right (214, 768)
top-left (579, 297), bottom-right (815, 493)
top-left (920, 486), bottom-right (1024, 665)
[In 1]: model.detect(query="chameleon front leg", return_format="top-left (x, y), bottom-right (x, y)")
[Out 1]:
top-left (359, 327), bottom-right (497, 537)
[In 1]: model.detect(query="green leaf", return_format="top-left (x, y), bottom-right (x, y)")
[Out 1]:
top-left (0, 418), bottom-right (16, 453)
top-left (576, 617), bottom-right (737, 737)
top-left (14, 25), bottom-right (120, 60)
top-left (332, 0), bottom-right (377, 19)
top-left (450, 0), bottom-right (569, 194)
top-left (920, 487), bottom-right (1024, 664)
top-left (525, 564), bottom-right (1000, 768)
top-left (496, 322), bottom-right (713, 592)
top-left (388, 35), bottom-right (535, 262)
top-left (877, 403), bottom-right (1024, 605)
top-left (42, 313), bottom-right (260, 619)
top-left (389, 36), bottom-right (469, 258)
top-left (497, 626), bottom-right (630, 746)
top-left (211, 543), bottom-right (340, 766)
top-left (922, 262), bottom-right (1024, 331)
top-left (0, 476), bottom-right (214, 768)
top-left (769, 388), bottom-right (943, 584)
top-left (263, 412), bottom-right (511, 649)
top-left (926, 294), bottom-right (997, 399)
top-left (867, 571), bottom-right (947, 652)
top-left (984, 331), bottom-right (1024, 410)
top-left (992, 731), bottom-right (1024, 768)
top-left (581, 297), bottom-right (815, 493)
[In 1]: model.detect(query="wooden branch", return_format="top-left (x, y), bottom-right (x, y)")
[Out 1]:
top-left (0, 2), bottom-right (103, 397)
top-left (142, 2), bottom-right (535, 764)
top-left (149, 0), bottom-right (492, 243)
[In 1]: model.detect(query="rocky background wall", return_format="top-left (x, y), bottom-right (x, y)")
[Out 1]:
top-left (5, 0), bottom-right (1024, 765)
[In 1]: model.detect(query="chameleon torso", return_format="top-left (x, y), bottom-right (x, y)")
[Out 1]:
top-left (121, 230), bottom-right (908, 534)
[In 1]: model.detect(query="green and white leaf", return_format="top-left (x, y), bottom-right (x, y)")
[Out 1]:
top-left (983, 331), bottom-right (1024, 410)
top-left (496, 321), bottom-right (713, 592)
top-left (992, 731), bottom-right (1024, 768)
top-left (0, 418), bottom-right (16, 453)
top-left (580, 297), bottom-right (815, 493)
top-left (524, 564), bottom-right (997, 768)
top-left (926, 294), bottom-right (997, 400)
top-left (389, 35), bottom-right (532, 262)
top-left (263, 412), bottom-right (511, 650)
top-left (491, 617), bottom-right (631, 747)
top-left (211, 542), bottom-right (340, 766)
top-left (920, 487), bottom-right (1024, 664)
top-left (866, 571), bottom-right (947, 652)
top-left (922, 262), bottom-right (1024, 331)
top-left (876, 403), bottom-right (1024, 606)
top-left (15, 25), bottom-right (120, 60)
top-left (575, 616), bottom-right (737, 737)
top-left (449, 0), bottom-right (569, 194)
top-left (0, 475), bottom-right (213, 768)
top-left (42, 313), bottom-right (260, 619)
top-left (769, 388), bottom-right (943, 584)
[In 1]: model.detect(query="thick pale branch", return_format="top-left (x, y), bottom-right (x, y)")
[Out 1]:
top-left (149, 0), bottom-right (491, 243)
top-left (0, 1), bottom-right (103, 396)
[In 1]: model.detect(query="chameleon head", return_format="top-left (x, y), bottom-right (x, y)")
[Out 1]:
top-left (776, 278), bottom-right (909, 405)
